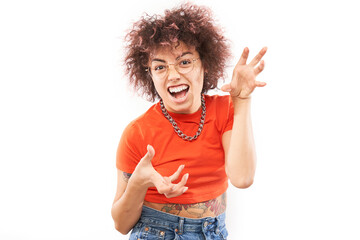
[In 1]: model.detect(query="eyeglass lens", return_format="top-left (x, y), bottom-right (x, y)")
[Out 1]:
top-left (150, 58), bottom-right (196, 79)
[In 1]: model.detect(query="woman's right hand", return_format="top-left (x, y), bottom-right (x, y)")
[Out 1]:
top-left (131, 145), bottom-right (189, 198)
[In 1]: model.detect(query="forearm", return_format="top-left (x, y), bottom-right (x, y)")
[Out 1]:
top-left (111, 178), bottom-right (148, 234)
top-left (226, 97), bottom-right (257, 188)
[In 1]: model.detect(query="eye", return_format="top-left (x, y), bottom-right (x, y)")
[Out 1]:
top-left (154, 65), bottom-right (166, 71)
top-left (179, 59), bottom-right (192, 66)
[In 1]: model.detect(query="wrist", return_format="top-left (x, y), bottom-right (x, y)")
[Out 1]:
top-left (129, 172), bottom-right (152, 190)
top-left (231, 96), bottom-right (252, 104)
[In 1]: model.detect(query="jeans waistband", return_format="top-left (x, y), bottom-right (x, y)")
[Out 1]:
top-left (139, 205), bottom-right (226, 234)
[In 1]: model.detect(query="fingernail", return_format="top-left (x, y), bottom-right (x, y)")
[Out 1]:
top-left (185, 173), bottom-right (189, 181)
top-left (182, 187), bottom-right (188, 193)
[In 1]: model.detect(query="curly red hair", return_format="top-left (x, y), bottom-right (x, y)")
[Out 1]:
top-left (123, 3), bottom-right (231, 102)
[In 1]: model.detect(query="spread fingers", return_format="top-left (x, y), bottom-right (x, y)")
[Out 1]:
top-left (164, 173), bottom-right (189, 198)
top-left (168, 165), bottom-right (185, 182)
top-left (249, 47), bottom-right (267, 67)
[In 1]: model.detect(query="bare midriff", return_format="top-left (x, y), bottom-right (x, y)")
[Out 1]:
top-left (143, 192), bottom-right (226, 219)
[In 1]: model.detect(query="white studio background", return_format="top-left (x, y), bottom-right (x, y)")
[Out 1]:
top-left (0, 0), bottom-right (359, 239)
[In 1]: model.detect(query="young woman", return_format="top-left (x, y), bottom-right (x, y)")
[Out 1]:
top-left (111, 3), bottom-right (267, 239)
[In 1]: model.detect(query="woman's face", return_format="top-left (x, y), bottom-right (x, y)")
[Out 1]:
top-left (149, 42), bottom-right (204, 114)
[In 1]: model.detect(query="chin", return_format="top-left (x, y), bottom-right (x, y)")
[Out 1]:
top-left (160, 87), bottom-right (202, 114)
top-left (171, 97), bottom-right (200, 114)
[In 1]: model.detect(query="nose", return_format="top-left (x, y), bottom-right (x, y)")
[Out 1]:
top-left (167, 64), bottom-right (180, 81)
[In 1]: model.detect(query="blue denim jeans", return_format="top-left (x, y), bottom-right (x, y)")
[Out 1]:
top-left (129, 205), bottom-right (228, 240)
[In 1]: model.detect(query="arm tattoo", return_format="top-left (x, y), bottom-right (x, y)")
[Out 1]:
top-left (160, 193), bottom-right (227, 218)
top-left (122, 172), bottom-right (132, 182)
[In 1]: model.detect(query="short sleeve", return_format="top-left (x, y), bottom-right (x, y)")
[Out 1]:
top-left (222, 96), bottom-right (234, 134)
top-left (116, 122), bottom-right (143, 173)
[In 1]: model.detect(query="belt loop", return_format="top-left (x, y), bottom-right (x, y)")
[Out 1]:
top-left (178, 217), bottom-right (184, 234)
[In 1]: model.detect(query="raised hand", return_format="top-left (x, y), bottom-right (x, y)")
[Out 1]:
top-left (221, 47), bottom-right (267, 99)
top-left (131, 145), bottom-right (189, 198)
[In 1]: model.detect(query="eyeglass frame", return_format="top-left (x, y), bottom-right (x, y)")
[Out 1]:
top-left (145, 57), bottom-right (200, 79)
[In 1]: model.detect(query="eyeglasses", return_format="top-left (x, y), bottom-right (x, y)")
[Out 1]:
top-left (146, 57), bottom-right (200, 80)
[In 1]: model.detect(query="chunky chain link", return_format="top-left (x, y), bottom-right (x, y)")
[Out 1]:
top-left (160, 95), bottom-right (206, 141)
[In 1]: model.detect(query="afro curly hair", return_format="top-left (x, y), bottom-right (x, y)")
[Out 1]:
top-left (123, 3), bottom-right (231, 102)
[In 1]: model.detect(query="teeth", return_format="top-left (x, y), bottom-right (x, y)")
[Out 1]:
top-left (169, 85), bottom-right (188, 93)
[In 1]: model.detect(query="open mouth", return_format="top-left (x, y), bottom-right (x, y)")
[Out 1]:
top-left (168, 84), bottom-right (189, 99)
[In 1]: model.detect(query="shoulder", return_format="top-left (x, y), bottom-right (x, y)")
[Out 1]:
top-left (121, 102), bottom-right (163, 141)
top-left (204, 94), bottom-right (233, 132)
top-left (205, 94), bottom-right (232, 112)
top-left (124, 102), bottom-right (160, 129)
top-left (117, 105), bottom-right (160, 166)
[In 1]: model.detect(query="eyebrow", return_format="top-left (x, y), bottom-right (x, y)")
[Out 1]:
top-left (151, 52), bottom-right (193, 63)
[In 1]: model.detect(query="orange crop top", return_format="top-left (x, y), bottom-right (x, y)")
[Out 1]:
top-left (116, 95), bottom-right (234, 204)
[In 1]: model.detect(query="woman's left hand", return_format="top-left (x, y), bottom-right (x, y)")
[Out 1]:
top-left (221, 47), bottom-right (267, 99)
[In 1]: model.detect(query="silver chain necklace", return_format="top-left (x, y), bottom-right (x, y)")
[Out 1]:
top-left (159, 95), bottom-right (206, 141)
